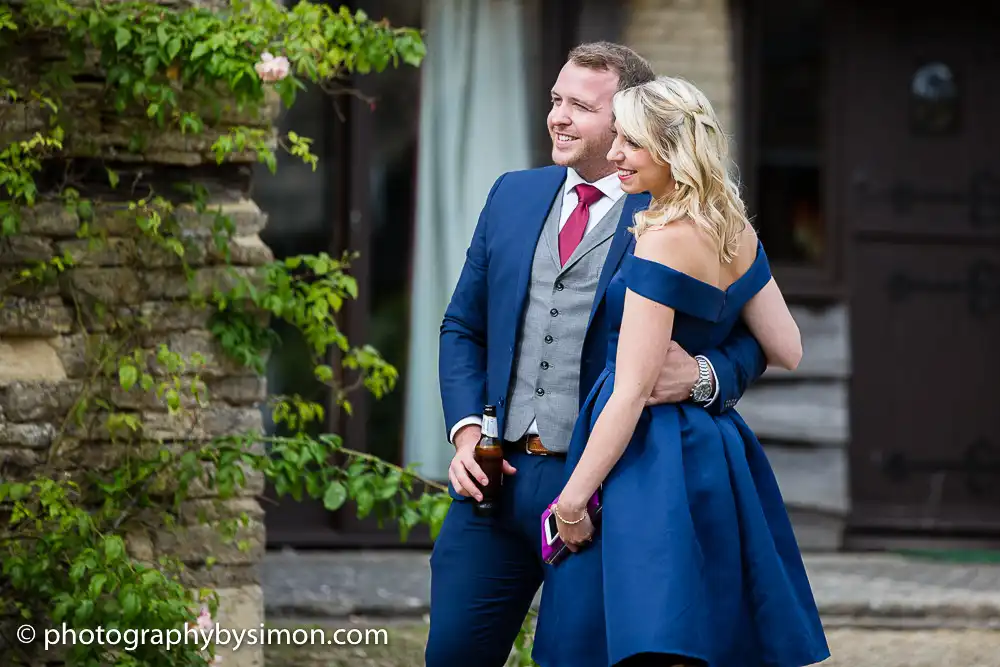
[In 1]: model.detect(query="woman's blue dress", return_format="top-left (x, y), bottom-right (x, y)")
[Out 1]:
top-left (532, 241), bottom-right (830, 667)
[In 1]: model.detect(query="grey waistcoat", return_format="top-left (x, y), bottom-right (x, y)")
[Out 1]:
top-left (503, 189), bottom-right (627, 451)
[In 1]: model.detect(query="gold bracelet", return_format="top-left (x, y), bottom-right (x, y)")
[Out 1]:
top-left (552, 503), bottom-right (587, 525)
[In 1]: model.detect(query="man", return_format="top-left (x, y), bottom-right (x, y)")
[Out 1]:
top-left (426, 42), bottom-right (767, 666)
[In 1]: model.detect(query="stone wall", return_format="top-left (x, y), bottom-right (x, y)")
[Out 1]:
top-left (622, 0), bottom-right (736, 139)
top-left (1, 14), bottom-right (275, 667)
top-left (737, 305), bottom-right (851, 550)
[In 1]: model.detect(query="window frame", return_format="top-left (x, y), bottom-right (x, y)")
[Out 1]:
top-left (731, 0), bottom-right (845, 299)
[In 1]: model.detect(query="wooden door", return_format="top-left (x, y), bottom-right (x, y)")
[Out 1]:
top-left (841, 0), bottom-right (1000, 547)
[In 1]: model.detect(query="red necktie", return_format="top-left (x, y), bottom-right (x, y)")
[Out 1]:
top-left (558, 183), bottom-right (604, 266)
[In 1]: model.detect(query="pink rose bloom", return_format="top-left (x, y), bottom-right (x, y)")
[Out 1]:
top-left (255, 52), bottom-right (290, 82)
top-left (197, 607), bottom-right (213, 631)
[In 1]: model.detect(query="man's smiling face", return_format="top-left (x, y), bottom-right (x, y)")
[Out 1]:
top-left (547, 61), bottom-right (620, 181)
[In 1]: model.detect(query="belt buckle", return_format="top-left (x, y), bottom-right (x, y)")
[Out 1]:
top-left (525, 435), bottom-right (550, 456)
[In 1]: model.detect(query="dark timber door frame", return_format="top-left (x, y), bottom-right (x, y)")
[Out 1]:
top-left (840, 0), bottom-right (1000, 549)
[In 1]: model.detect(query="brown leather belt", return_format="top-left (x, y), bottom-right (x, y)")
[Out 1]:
top-left (505, 434), bottom-right (564, 456)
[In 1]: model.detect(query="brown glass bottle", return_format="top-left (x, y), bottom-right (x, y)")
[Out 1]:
top-left (473, 405), bottom-right (503, 517)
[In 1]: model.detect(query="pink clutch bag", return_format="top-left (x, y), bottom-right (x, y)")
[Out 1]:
top-left (540, 490), bottom-right (602, 566)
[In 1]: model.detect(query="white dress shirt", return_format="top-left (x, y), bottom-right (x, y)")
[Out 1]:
top-left (448, 168), bottom-right (718, 444)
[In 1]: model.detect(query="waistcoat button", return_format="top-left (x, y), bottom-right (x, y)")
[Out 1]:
top-left (555, 282), bottom-right (564, 291)
top-left (540, 361), bottom-right (549, 370)
top-left (536, 388), bottom-right (545, 396)
top-left (544, 335), bottom-right (553, 343)
top-left (550, 308), bottom-right (559, 317)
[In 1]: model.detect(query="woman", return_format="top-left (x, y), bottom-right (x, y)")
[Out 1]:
top-left (530, 77), bottom-right (830, 667)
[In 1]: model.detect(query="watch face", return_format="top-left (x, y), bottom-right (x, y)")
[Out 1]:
top-left (693, 383), bottom-right (711, 402)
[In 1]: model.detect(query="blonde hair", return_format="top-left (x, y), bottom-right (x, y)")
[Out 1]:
top-left (612, 76), bottom-right (749, 262)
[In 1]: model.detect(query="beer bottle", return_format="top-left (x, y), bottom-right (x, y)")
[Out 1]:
top-left (473, 404), bottom-right (503, 517)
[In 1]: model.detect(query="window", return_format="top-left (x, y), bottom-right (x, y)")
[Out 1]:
top-left (740, 0), bottom-right (836, 295)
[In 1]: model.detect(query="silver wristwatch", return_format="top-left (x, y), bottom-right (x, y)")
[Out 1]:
top-left (690, 355), bottom-right (714, 403)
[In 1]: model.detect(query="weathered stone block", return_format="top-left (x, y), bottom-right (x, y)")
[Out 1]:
top-left (207, 376), bottom-right (267, 406)
top-left (216, 235), bottom-right (274, 266)
top-left (58, 234), bottom-right (265, 270)
top-left (17, 203), bottom-right (79, 237)
top-left (145, 266), bottom-right (263, 300)
top-left (0, 338), bottom-right (68, 382)
top-left (185, 462), bottom-right (266, 499)
top-left (66, 124), bottom-right (272, 167)
top-left (211, 585), bottom-right (265, 667)
top-left (56, 238), bottom-right (135, 267)
top-left (0, 422), bottom-right (57, 448)
top-left (0, 268), bottom-right (61, 298)
top-left (140, 301), bottom-right (213, 330)
top-left (61, 267), bottom-right (145, 304)
top-left (47, 333), bottom-right (94, 378)
top-left (51, 440), bottom-right (184, 471)
top-left (79, 300), bottom-right (212, 333)
top-left (155, 518), bottom-right (264, 566)
top-left (57, 79), bottom-right (278, 129)
top-left (0, 380), bottom-right (83, 421)
top-left (107, 377), bottom-right (208, 411)
top-left (0, 297), bottom-right (74, 335)
top-left (145, 330), bottom-right (259, 378)
top-left (0, 235), bottom-right (55, 265)
top-left (0, 446), bottom-right (43, 470)
top-left (173, 199), bottom-right (269, 239)
top-left (125, 528), bottom-right (156, 563)
top-left (181, 497), bottom-right (264, 525)
top-left (87, 199), bottom-right (266, 240)
top-left (142, 407), bottom-right (263, 441)
top-left (182, 563), bottom-right (261, 589)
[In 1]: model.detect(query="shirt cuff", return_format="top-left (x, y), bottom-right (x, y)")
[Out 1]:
top-left (449, 415), bottom-right (482, 444)
top-left (699, 355), bottom-right (720, 408)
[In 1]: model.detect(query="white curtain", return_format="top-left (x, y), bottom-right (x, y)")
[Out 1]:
top-left (402, 0), bottom-right (532, 481)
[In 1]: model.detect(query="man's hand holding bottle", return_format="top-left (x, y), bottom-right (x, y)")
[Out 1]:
top-left (448, 418), bottom-right (517, 503)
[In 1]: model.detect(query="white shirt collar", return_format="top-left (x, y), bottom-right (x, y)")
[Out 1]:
top-left (563, 168), bottom-right (624, 203)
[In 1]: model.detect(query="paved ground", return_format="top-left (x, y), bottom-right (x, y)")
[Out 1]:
top-left (262, 549), bottom-right (1000, 666)
top-left (260, 622), bottom-right (1000, 667)
top-left (263, 549), bottom-right (1000, 626)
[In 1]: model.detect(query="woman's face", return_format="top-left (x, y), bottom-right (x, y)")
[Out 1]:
top-left (607, 119), bottom-right (673, 198)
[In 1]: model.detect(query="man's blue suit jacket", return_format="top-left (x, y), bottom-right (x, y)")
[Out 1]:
top-left (439, 165), bottom-right (766, 461)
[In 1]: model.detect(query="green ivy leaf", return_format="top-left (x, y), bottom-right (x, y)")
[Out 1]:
top-left (322, 481), bottom-right (347, 511)
top-left (103, 535), bottom-right (125, 562)
top-left (167, 36), bottom-right (182, 61)
top-left (118, 364), bottom-right (137, 391)
top-left (122, 590), bottom-right (140, 619)
top-left (74, 599), bottom-right (94, 625)
top-left (89, 573), bottom-right (108, 598)
top-left (191, 41), bottom-right (209, 60)
top-left (114, 26), bottom-right (131, 50)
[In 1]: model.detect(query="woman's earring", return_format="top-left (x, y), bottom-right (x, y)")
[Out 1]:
top-left (674, 181), bottom-right (680, 191)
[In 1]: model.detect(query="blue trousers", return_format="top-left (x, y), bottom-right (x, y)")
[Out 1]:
top-left (425, 449), bottom-right (566, 667)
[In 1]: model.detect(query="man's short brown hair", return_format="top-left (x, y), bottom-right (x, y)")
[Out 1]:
top-left (567, 41), bottom-right (655, 91)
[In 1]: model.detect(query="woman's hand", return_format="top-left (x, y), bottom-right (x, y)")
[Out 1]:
top-left (554, 502), bottom-right (595, 552)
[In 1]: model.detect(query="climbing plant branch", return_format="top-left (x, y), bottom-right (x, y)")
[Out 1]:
top-left (0, 1), bottom-right (452, 665)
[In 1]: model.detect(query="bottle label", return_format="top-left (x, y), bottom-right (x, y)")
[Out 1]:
top-left (482, 415), bottom-right (499, 438)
